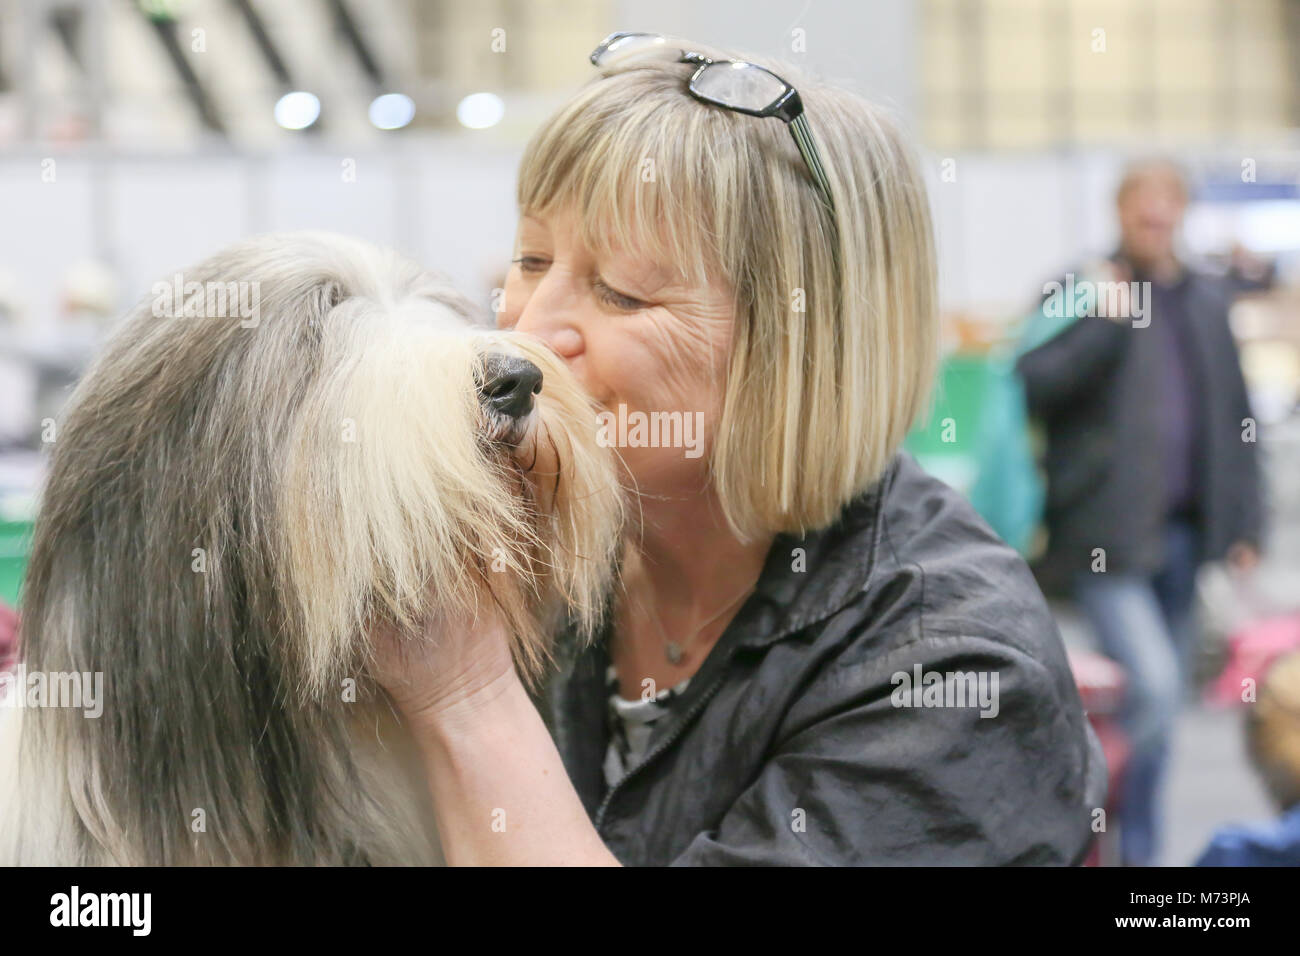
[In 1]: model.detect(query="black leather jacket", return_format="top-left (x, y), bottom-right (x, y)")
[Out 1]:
top-left (541, 452), bottom-right (1108, 865)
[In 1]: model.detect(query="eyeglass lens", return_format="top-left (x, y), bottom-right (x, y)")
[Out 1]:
top-left (597, 33), bottom-right (673, 66)
top-left (691, 62), bottom-right (787, 113)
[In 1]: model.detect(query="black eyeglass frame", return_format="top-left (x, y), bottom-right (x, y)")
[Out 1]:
top-left (589, 32), bottom-right (837, 215)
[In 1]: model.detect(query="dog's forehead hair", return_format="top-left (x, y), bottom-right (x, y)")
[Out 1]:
top-left (471, 329), bottom-right (528, 359)
top-left (393, 295), bottom-right (481, 336)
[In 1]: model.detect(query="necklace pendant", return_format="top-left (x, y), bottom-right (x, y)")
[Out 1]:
top-left (665, 642), bottom-right (684, 665)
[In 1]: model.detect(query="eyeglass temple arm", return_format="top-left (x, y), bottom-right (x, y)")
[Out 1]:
top-left (788, 113), bottom-right (836, 213)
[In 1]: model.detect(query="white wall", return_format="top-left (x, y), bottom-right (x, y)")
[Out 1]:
top-left (923, 150), bottom-right (1128, 318)
top-left (611, 0), bottom-right (918, 119)
top-left (0, 136), bottom-right (525, 331)
top-left (0, 141), bottom-right (1288, 342)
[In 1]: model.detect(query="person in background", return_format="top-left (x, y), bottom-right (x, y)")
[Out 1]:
top-left (1016, 157), bottom-right (1265, 867)
top-left (1196, 651), bottom-right (1300, 866)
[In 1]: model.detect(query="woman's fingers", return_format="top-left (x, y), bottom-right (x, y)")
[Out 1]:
top-left (368, 603), bottom-right (517, 724)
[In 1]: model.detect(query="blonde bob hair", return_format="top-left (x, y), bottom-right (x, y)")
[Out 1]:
top-left (517, 39), bottom-right (938, 538)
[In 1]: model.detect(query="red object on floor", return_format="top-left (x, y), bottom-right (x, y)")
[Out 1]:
top-left (1208, 613), bottom-right (1300, 708)
top-left (1068, 648), bottom-right (1130, 866)
top-left (0, 601), bottom-right (17, 675)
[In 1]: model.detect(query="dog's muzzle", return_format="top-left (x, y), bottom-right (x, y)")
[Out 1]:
top-left (479, 353), bottom-right (543, 444)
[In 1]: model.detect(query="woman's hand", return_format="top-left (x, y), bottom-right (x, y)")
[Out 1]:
top-left (367, 596), bottom-right (621, 866)
top-left (1088, 260), bottom-right (1134, 323)
top-left (1226, 541), bottom-right (1261, 575)
top-left (369, 601), bottom-right (518, 732)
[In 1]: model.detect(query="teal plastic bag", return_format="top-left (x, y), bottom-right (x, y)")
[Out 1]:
top-left (905, 303), bottom-right (1069, 557)
top-left (966, 347), bottom-right (1042, 556)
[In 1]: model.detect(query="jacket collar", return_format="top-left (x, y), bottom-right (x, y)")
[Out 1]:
top-left (569, 453), bottom-right (895, 661)
top-left (730, 455), bottom-right (893, 649)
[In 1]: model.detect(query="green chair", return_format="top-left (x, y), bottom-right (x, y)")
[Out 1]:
top-left (0, 518), bottom-right (32, 608)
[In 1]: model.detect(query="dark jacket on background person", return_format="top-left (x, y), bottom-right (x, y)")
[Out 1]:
top-left (1015, 257), bottom-right (1264, 597)
top-left (537, 452), bottom-right (1108, 865)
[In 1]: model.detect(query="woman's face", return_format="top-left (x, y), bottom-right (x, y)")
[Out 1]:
top-left (498, 208), bottom-right (735, 498)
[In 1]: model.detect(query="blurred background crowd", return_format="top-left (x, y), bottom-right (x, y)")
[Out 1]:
top-left (1, 0), bottom-right (1299, 866)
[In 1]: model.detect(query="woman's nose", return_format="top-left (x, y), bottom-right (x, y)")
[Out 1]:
top-left (512, 279), bottom-right (583, 358)
top-left (479, 354), bottom-right (543, 419)
top-left (514, 316), bottom-right (582, 358)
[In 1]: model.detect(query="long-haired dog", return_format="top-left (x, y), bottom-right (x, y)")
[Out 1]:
top-left (0, 232), bottom-right (623, 865)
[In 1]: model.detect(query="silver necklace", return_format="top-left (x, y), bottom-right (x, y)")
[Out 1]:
top-left (635, 583), bottom-right (756, 665)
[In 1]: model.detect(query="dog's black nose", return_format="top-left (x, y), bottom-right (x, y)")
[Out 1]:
top-left (479, 354), bottom-right (543, 419)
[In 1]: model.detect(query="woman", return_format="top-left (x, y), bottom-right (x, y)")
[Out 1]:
top-left (373, 33), bottom-right (1107, 866)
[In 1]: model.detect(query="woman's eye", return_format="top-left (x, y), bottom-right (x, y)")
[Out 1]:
top-left (593, 278), bottom-right (648, 312)
top-left (512, 256), bottom-right (550, 275)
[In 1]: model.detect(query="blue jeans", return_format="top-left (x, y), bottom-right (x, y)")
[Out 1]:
top-left (1073, 519), bottom-right (1200, 866)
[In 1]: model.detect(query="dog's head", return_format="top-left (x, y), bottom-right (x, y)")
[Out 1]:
top-left (26, 232), bottom-right (623, 701)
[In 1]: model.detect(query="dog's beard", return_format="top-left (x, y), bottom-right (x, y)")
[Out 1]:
top-left (472, 402), bottom-right (583, 668)
top-left (481, 404), bottom-right (534, 447)
top-left (470, 336), bottom-right (626, 679)
top-left (495, 413), bottom-right (559, 514)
